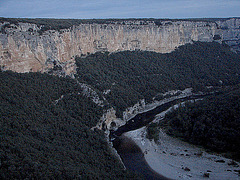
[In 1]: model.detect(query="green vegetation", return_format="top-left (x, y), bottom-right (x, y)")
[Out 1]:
top-left (75, 41), bottom-right (240, 160)
top-left (76, 42), bottom-right (240, 117)
top-left (155, 85), bottom-right (240, 160)
top-left (1, 40), bottom-right (240, 178)
top-left (146, 123), bottom-right (160, 143)
top-left (0, 71), bottom-right (141, 179)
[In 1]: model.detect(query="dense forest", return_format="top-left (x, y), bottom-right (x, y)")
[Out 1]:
top-left (153, 85), bottom-right (240, 160)
top-left (1, 41), bottom-right (240, 179)
top-left (76, 41), bottom-right (240, 117)
top-left (0, 71), bottom-right (141, 179)
top-left (75, 41), bottom-right (240, 161)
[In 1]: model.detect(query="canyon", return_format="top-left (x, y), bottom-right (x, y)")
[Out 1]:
top-left (0, 18), bottom-right (240, 75)
top-left (1, 18), bottom-right (240, 179)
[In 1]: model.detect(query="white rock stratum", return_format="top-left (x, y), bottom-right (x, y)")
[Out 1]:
top-left (0, 18), bottom-right (239, 75)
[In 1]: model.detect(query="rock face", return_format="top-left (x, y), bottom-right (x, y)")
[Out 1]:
top-left (94, 108), bottom-right (125, 132)
top-left (0, 18), bottom-right (240, 74)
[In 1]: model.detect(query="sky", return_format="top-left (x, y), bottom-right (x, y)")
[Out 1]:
top-left (0, 0), bottom-right (240, 19)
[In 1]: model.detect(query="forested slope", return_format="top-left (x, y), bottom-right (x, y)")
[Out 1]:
top-left (76, 42), bottom-right (240, 116)
top-left (1, 41), bottom-right (240, 178)
top-left (157, 85), bottom-right (240, 160)
top-left (0, 71), bottom-right (141, 179)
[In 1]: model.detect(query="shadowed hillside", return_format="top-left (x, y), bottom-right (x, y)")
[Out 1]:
top-left (0, 71), bottom-right (141, 179)
top-left (76, 41), bottom-right (240, 116)
top-left (155, 85), bottom-right (240, 160)
top-left (1, 41), bottom-right (240, 178)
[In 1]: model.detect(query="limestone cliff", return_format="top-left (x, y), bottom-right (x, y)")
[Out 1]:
top-left (0, 18), bottom-right (239, 75)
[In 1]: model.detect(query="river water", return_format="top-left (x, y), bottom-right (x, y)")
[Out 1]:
top-left (110, 93), bottom-right (214, 179)
top-left (113, 136), bottom-right (169, 180)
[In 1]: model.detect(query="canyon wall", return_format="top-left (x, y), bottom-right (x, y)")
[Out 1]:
top-left (0, 18), bottom-right (239, 75)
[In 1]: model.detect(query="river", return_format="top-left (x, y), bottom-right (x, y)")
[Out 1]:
top-left (110, 93), bottom-right (215, 179)
top-left (114, 136), bottom-right (169, 180)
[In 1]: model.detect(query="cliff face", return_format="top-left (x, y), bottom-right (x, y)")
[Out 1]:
top-left (0, 18), bottom-right (239, 74)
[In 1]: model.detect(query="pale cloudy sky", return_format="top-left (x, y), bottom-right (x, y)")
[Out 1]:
top-left (0, 0), bottom-right (240, 19)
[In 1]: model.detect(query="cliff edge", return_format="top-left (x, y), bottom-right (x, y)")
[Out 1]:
top-left (0, 18), bottom-right (239, 75)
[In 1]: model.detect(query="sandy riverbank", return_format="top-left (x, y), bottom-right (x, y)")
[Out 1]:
top-left (124, 127), bottom-right (240, 180)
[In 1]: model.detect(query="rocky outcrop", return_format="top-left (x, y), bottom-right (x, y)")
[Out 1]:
top-left (123, 99), bottom-right (146, 121)
top-left (0, 18), bottom-right (240, 74)
top-left (78, 82), bottom-right (104, 106)
top-left (96, 88), bottom-right (195, 132)
top-left (95, 108), bottom-right (125, 131)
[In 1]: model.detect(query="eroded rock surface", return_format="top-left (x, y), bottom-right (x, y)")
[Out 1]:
top-left (1, 18), bottom-right (239, 75)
